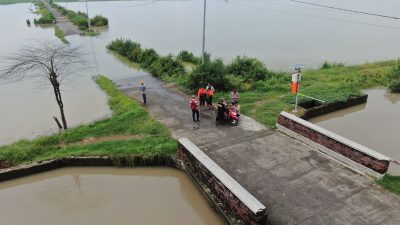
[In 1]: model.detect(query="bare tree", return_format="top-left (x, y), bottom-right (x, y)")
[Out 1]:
top-left (0, 41), bottom-right (87, 129)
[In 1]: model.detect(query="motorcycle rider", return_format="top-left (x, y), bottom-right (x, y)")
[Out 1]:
top-left (216, 98), bottom-right (228, 122)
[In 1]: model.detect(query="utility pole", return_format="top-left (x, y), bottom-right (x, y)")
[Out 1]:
top-left (201, 0), bottom-right (206, 64)
top-left (85, 0), bottom-right (91, 32)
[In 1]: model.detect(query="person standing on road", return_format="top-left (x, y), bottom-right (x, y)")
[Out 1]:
top-left (139, 81), bottom-right (146, 104)
top-left (197, 86), bottom-right (207, 109)
top-left (230, 89), bottom-right (240, 104)
top-left (190, 95), bottom-right (200, 122)
top-left (206, 82), bottom-right (215, 109)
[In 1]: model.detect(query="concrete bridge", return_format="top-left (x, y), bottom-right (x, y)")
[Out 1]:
top-left (115, 71), bottom-right (400, 225)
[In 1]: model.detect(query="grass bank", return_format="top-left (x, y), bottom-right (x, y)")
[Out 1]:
top-left (50, 2), bottom-right (108, 32)
top-left (378, 175), bottom-right (400, 196)
top-left (107, 39), bottom-right (396, 128)
top-left (34, 1), bottom-right (55, 24)
top-left (0, 0), bottom-right (36, 4)
top-left (54, 24), bottom-right (69, 44)
top-left (0, 76), bottom-right (176, 167)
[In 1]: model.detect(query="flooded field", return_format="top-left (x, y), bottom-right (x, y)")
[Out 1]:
top-left (310, 89), bottom-right (400, 173)
top-left (0, 167), bottom-right (225, 225)
top-left (0, 0), bottom-right (399, 144)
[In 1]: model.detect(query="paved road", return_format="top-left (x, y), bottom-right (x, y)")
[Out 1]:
top-left (115, 71), bottom-right (400, 225)
top-left (42, 0), bottom-right (83, 36)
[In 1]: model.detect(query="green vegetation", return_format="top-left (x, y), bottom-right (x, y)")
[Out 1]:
top-left (90, 15), bottom-right (108, 26)
top-left (386, 60), bottom-right (400, 92)
top-left (107, 38), bottom-right (395, 128)
top-left (50, 2), bottom-right (108, 31)
top-left (33, 2), bottom-right (55, 24)
top-left (0, 0), bottom-right (36, 5)
top-left (378, 175), bottom-right (400, 195)
top-left (0, 76), bottom-right (176, 166)
top-left (54, 25), bottom-right (69, 44)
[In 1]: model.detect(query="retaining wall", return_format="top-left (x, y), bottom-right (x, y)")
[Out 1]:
top-left (300, 95), bottom-right (368, 120)
top-left (178, 137), bottom-right (267, 225)
top-left (277, 111), bottom-right (390, 175)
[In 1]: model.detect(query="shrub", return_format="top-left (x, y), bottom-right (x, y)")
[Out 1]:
top-left (148, 55), bottom-right (185, 78)
top-left (91, 15), bottom-right (108, 26)
top-left (387, 60), bottom-right (400, 92)
top-left (139, 48), bottom-right (159, 67)
top-left (177, 50), bottom-right (200, 64)
top-left (188, 58), bottom-right (228, 90)
top-left (34, 2), bottom-right (55, 24)
top-left (252, 73), bottom-right (291, 93)
top-left (227, 56), bottom-right (272, 82)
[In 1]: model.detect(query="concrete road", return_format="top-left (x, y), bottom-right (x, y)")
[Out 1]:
top-left (42, 0), bottom-right (83, 36)
top-left (115, 71), bottom-right (400, 225)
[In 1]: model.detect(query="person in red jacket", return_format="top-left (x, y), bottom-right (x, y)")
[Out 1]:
top-left (189, 95), bottom-right (200, 122)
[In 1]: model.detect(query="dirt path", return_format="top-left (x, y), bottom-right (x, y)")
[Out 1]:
top-left (115, 71), bottom-right (400, 225)
top-left (41, 0), bottom-right (83, 36)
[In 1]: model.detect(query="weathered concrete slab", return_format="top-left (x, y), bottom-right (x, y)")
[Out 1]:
top-left (42, 0), bottom-right (83, 36)
top-left (115, 73), bottom-right (400, 225)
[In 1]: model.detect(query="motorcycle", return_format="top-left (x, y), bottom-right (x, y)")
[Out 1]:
top-left (216, 107), bottom-right (239, 126)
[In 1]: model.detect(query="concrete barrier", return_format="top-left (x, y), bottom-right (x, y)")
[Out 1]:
top-left (277, 111), bottom-right (391, 176)
top-left (178, 137), bottom-right (267, 225)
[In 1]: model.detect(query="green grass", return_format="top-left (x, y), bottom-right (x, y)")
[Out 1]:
top-left (0, 0), bottom-right (37, 4)
top-left (0, 76), bottom-right (177, 165)
top-left (213, 61), bottom-right (395, 128)
top-left (54, 25), bottom-right (69, 44)
top-left (34, 2), bottom-right (55, 24)
top-left (377, 175), bottom-right (400, 195)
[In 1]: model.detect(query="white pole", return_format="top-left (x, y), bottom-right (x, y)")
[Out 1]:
top-left (201, 0), bottom-right (206, 64)
top-left (85, 0), bottom-right (90, 31)
top-left (294, 73), bottom-right (300, 112)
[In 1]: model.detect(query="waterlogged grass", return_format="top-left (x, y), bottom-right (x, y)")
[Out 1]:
top-left (34, 2), bottom-right (55, 24)
top-left (0, 76), bottom-right (176, 165)
top-left (378, 175), bottom-right (400, 195)
top-left (54, 25), bottom-right (69, 44)
top-left (0, 0), bottom-right (37, 4)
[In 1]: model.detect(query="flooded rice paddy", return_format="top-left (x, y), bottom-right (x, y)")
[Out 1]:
top-left (310, 89), bottom-right (400, 174)
top-left (0, 167), bottom-right (225, 225)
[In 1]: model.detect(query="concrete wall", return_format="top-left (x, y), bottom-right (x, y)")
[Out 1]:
top-left (300, 95), bottom-right (368, 120)
top-left (0, 156), bottom-right (176, 182)
top-left (277, 112), bottom-right (390, 175)
top-left (178, 138), bottom-right (267, 225)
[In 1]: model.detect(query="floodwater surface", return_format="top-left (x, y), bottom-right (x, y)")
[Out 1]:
top-left (1, 0), bottom-right (400, 145)
top-left (310, 89), bottom-right (400, 173)
top-left (0, 167), bottom-right (225, 225)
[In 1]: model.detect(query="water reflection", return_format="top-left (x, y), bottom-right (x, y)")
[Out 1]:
top-left (0, 167), bottom-right (225, 225)
top-left (310, 89), bottom-right (400, 174)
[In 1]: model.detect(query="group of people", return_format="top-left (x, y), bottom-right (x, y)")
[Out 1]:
top-left (190, 84), bottom-right (241, 123)
top-left (137, 80), bottom-right (240, 123)
top-left (197, 83), bottom-right (215, 110)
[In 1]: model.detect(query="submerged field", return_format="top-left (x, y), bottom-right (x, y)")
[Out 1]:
top-left (0, 76), bottom-right (176, 167)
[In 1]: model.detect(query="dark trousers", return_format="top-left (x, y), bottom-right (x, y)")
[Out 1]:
top-left (142, 94), bottom-right (146, 104)
top-left (192, 109), bottom-right (199, 121)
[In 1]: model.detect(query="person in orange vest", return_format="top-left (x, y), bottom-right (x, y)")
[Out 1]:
top-left (197, 85), bottom-right (207, 109)
top-left (206, 82), bottom-right (215, 109)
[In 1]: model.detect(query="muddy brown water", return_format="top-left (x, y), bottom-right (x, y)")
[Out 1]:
top-left (0, 167), bottom-right (226, 225)
top-left (1, 0), bottom-right (400, 145)
top-left (309, 89), bottom-right (400, 174)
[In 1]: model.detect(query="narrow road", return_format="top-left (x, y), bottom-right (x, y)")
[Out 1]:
top-left (41, 0), bottom-right (83, 36)
top-left (115, 71), bottom-right (400, 225)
